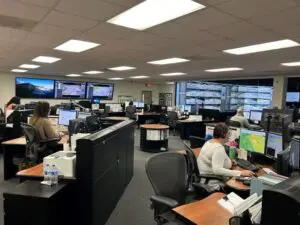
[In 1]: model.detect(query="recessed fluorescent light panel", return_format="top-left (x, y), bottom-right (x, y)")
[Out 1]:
top-left (160, 72), bottom-right (186, 76)
top-left (130, 75), bottom-right (149, 79)
top-left (108, 77), bottom-right (124, 80)
top-left (148, 57), bottom-right (190, 65)
top-left (281, 61), bottom-right (300, 67)
top-left (11, 69), bottom-right (27, 73)
top-left (83, 71), bottom-right (103, 74)
top-left (205, 67), bottom-right (244, 72)
top-left (166, 82), bottom-right (175, 84)
top-left (108, 66), bottom-right (136, 71)
top-left (19, 64), bottom-right (40, 69)
top-left (32, 56), bottom-right (61, 63)
top-left (66, 74), bottom-right (82, 77)
top-left (107, 0), bottom-right (206, 30)
top-left (223, 39), bottom-right (300, 55)
top-left (55, 39), bottom-right (100, 53)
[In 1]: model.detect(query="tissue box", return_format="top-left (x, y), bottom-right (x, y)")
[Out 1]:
top-left (43, 151), bottom-right (76, 178)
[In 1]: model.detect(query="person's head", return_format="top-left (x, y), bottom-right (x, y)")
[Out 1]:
top-left (213, 123), bottom-right (229, 144)
top-left (6, 96), bottom-right (20, 107)
top-left (237, 107), bottom-right (244, 116)
top-left (129, 101), bottom-right (133, 106)
top-left (33, 101), bottom-right (50, 118)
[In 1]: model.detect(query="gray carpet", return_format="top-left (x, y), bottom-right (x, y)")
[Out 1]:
top-left (0, 129), bottom-right (185, 225)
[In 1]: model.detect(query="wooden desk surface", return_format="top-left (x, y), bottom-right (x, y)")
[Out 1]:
top-left (173, 192), bottom-right (230, 225)
top-left (177, 119), bottom-right (214, 123)
top-left (104, 116), bottom-right (129, 121)
top-left (2, 135), bottom-right (69, 145)
top-left (17, 163), bottom-right (43, 177)
top-left (140, 124), bottom-right (169, 129)
top-left (135, 112), bottom-right (161, 116)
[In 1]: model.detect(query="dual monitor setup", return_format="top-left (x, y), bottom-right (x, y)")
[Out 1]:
top-left (15, 77), bottom-right (114, 100)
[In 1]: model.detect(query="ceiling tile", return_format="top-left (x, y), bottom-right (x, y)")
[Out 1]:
top-left (18, 0), bottom-right (59, 8)
top-left (0, 0), bottom-right (50, 21)
top-left (22, 33), bottom-right (66, 48)
top-left (0, 27), bottom-right (29, 43)
top-left (56, 0), bottom-right (125, 21)
top-left (101, 0), bottom-right (143, 7)
top-left (32, 22), bottom-right (80, 39)
top-left (43, 10), bottom-right (98, 31)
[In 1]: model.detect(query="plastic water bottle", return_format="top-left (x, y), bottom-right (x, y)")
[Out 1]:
top-left (51, 165), bottom-right (58, 185)
top-left (44, 164), bottom-right (50, 183)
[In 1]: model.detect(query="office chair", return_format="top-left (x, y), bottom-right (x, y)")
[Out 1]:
top-left (86, 115), bottom-right (101, 132)
top-left (229, 120), bottom-right (242, 128)
top-left (145, 152), bottom-right (191, 225)
top-left (19, 123), bottom-right (60, 167)
top-left (167, 111), bottom-right (178, 135)
top-left (189, 136), bottom-right (206, 148)
top-left (184, 145), bottom-right (225, 197)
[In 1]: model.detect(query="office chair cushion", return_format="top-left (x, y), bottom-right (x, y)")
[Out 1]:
top-left (146, 152), bottom-right (187, 203)
top-left (150, 195), bottom-right (179, 208)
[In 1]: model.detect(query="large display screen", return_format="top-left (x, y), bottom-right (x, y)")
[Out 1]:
top-left (286, 92), bottom-right (300, 102)
top-left (15, 77), bottom-right (55, 98)
top-left (86, 82), bottom-right (114, 100)
top-left (55, 80), bottom-right (86, 99)
top-left (239, 129), bottom-right (266, 154)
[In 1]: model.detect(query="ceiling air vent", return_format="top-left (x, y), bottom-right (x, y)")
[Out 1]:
top-left (0, 15), bottom-right (37, 30)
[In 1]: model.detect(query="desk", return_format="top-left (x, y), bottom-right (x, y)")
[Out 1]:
top-left (1, 135), bottom-right (68, 180)
top-left (103, 116), bottom-right (129, 121)
top-left (173, 192), bottom-right (230, 225)
top-left (135, 112), bottom-right (161, 125)
top-left (140, 124), bottom-right (169, 153)
top-left (177, 120), bottom-right (215, 140)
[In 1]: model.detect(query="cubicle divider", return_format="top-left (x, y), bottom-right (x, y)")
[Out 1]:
top-left (76, 120), bottom-right (135, 225)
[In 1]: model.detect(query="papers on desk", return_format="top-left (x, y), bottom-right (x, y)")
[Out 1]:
top-left (258, 174), bottom-right (287, 186)
top-left (218, 192), bottom-right (261, 216)
top-left (146, 130), bottom-right (169, 141)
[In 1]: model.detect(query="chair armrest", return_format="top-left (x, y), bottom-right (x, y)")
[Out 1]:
top-left (40, 137), bottom-right (61, 144)
top-left (150, 195), bottom-right (179, 208)
top-left (192, 182), bottom-right (215, 194)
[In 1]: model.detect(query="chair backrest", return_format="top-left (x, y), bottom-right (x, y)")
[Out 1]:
top-left (145, 152), bottom-right (187, 204)
top-left (189, 136), bottom-right (206, 148)
top-left (167, 111), bottom-right (178, 127)
top-left (184, 145), bottom-right (201, 178)
top-left (229, 120), bottom-right (241, 128)
top-left (21, 123), bottom-right (39, 145)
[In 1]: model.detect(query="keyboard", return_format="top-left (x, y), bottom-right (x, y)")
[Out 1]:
top-left (235, 158), bottom-right (260, 171)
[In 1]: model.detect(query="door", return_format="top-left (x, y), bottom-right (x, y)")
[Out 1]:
top-left (142, 91), bottom-right (152, 104)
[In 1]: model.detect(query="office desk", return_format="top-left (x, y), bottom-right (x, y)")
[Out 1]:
top-left (103, 116), bottom-right (129, 121)
top-left (140, 124), bottom-right (169, 153)
top-left (135, 112), bottom-right (161, 125)
top-left (177, 120), bottom-right (215, 140)
top-left (1, 135), bottom-right (68, 180)
top-left (173, 192), bottom-right (230, 225)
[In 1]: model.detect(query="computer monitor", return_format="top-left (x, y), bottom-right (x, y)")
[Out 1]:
top-left (92, 104), bottom-right (99, 110)
top-left (78, 112), bottom-right (92, 119)
top-left (138, 102), bottom-right (144, 108)
top-left (239, 128), bottom-right (266, 154)
top-left (58, 110), bottom-right (77, 126)
top-left (244, 111), bottom-right (250, 120)
top-left (250, 110), bottom-right (262, 122)
top-left (133, 101), bottom-right (139, 107)
top-left (290, 138), bottom-right (300, 170)
top-left (266, 133), bottom-right (283, 158)
top-left (92, 98), bottom-right (100, 104)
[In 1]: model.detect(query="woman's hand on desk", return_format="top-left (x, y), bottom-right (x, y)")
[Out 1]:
top-left (240, 170), bottom-right (255, 177)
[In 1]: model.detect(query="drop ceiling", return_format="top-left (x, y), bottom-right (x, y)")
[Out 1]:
top-left (0, 0), bottom-right (300, 82)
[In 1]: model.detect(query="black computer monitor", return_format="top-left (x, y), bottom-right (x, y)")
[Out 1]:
top-left (266, 132), bottom-right (283, 159)
top-left (78, 100), bottom-right (91, 109)
top-left (290, 138), bottom-right (300, 170)
top-left (277, 148), bottom-right (292, 176)
top-left (198, 108), bottom-right (220, 120)
top-left (58, 110), bottom-right (77, 126)
top-left (150, 105), bottom-right (162, 113)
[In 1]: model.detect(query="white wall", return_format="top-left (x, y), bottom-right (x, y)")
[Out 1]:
top-left (0, 72), bottom-right (175, 108)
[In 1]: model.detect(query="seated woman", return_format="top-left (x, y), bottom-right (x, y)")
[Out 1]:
top-left (5, 96), bottom-right (20, 110)
top-left (197, 123), bottom-right (254, 191)
top-left (29, 101), bottom-right (60, 140)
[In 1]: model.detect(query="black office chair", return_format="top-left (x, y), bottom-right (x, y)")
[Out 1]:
top-left (18, 123), bottom-right (60, 168)
top-left (86, 115), bottom-right (101, 132)
top-left (189, 136), bottom-right (206, 148)
top-left (145, 152), bottom-right (191, 225)
top-left (184, 144), bottom-right (226, 197)
top-left (167, 111), bottom-right (178, 135)
top-left (229, 120), bottom-right (242, 128)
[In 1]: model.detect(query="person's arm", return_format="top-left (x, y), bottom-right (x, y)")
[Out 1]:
top-left (43, 119), bottom-right (59, 139)
top-left (211, 147), bottom-right (241, 177)
top-left (243, 118), bottom-right (250, 128)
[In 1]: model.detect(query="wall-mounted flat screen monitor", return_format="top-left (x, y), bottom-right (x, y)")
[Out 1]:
top-left (86, 82), bottom-right (114, 100)
top-left (16, 77), bottom-right (55, 98)
top-left (286, 92), bottom-right (300, 103)
top-left (55, 80), bottom-right (86, 99)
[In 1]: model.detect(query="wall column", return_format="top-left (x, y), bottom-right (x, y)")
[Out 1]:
top-left (272, 75), bottom-right (287, 109)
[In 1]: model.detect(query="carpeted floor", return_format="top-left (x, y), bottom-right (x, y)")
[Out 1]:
top-left (0, 129), bottom-right (185, 225)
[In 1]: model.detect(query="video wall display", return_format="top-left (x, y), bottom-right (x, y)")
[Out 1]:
top-left (15, 77), bottom-right (55, 98)
top-left (176, 81), bottom-right (273, 112)
top-left (15, 77), bottom-right (114, 100)
top-left (86, 82), bottom-right (114, 100)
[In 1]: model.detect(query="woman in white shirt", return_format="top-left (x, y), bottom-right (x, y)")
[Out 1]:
top-left (197, 123), bottom-right (254, 190)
